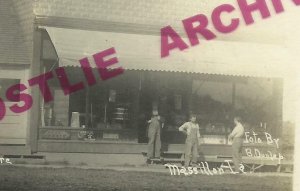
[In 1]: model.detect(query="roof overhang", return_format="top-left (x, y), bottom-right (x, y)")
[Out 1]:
top-left (42, 26), bottom-right (292, 78)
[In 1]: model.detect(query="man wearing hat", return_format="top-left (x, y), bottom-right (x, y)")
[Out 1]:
top-left (147, 110), bottom-right (162, 163)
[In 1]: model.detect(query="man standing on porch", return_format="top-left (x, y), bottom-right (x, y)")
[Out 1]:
top-left (228, 116), bottom-right (245, 173)
top-left (179, 114), bottom-right (201, 167)
top-left (147, 110), bottom-right (162, 163)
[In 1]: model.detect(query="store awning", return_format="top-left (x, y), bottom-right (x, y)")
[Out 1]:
top-left (43, 26), bottom-right (292, 78)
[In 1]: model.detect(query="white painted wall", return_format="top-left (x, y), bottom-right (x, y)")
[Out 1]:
top-left (0, 67), bottom-right (30, 144)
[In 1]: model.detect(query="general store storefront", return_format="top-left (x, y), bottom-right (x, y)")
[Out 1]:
top-left (34, 22), bottom-right (285, 156)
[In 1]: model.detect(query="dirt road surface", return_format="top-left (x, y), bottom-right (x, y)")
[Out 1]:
top-left (0, 165), bottom-right (293, 191)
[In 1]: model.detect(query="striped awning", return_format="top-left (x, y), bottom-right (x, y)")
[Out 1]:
top-left (43, 26), bottom-right (292, 78)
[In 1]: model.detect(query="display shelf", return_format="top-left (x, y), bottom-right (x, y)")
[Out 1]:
top-left (39, 126), bottom-right (138, 142)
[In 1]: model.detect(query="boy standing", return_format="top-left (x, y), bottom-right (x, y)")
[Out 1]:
top-left (179, 114), bottom-right (201, 167)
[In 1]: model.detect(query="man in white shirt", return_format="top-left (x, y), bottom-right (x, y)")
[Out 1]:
top-left (179, 114), bottom-right (201, 167)
top-left (228, 116), bottom-right (245, 173)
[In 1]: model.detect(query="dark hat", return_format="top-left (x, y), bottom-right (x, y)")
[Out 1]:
top-left (152, 110), bottom-right (159, 116)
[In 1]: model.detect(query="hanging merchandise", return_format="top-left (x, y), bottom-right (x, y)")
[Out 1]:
top-left (70, 112), bottom-right (80, 128)
top-left (109, 89), bottom-right (116, 102)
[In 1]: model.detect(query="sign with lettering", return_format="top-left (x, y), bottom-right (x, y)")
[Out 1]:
top-left (244, 131), bottom-right (284, 164)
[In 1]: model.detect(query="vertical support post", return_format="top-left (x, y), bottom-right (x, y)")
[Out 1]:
top-left (187, 75), bottom-right (193, 115)
top-left (232, 82), bottom-right (236, 114)
top-left (132, 72), bottom-right (141, 142)
top-left (227, 82), bottom-right (236, 144)
top-left (40, 32), bottom-right (45, 127)
top-left (28, 27), bottom-right (42, 153)
top-left (85, 86), bottom-right (90, 127)
top-left (272, 78), bottom-right (283, 137)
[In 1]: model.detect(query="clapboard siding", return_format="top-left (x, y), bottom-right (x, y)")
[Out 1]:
top-left (4, 109), bottom-right (23, 116)
top-left (0, 0), bottom-right (33, 65)
top-left (0, 123), bottom-right (22, 130)
top-left (0, 127), bottom-right (26, 138)
top-left (0, 113), bottom-right (25, 138)
top-left (0, 101), bottom-right (27, 142)
top-left (0, 115), bottom-right (23, 124)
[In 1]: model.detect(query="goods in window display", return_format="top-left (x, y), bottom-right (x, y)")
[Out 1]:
top-left (77, 130), bottom-right (87, 140)
top-left (55, 119), bottom-right (64, 126)
top-left (0, 47), bottom-right (124, 121)
top-left (205, 123), bottom-right (227, 134)
top-left (41, 129), bottom-right (71, 140)
top-left (113, 107), bottom-right (129, 121)
top-left (109, 90), bottom-right (116, 103)
top-left (84, 131), bottom-right (96, 141)
top-left (70, 112), bottom-right (80, 128)
top-left (103, 133), bottom-right (119, 139)
top-left (44, 105), bottom-right (53, 126)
